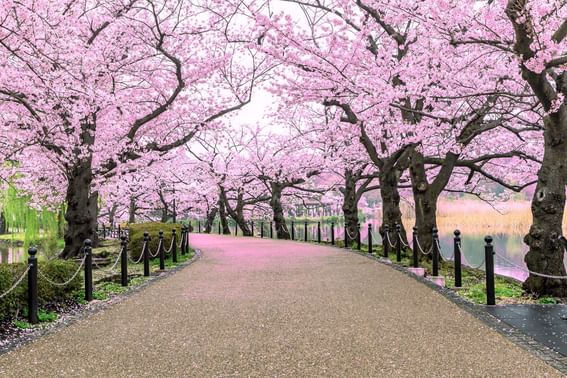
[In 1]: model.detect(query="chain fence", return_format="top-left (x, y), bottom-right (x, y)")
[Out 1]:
top-left (0, 265), bottom-right (30, 299)
top-left (37, 255), bottom-right (87, 287)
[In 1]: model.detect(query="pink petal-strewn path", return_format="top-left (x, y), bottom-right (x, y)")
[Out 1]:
top-left (0, 235), bottom-right (560, 377)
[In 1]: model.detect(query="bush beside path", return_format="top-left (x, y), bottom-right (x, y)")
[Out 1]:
top-left (0, 234), bottom-right (561, 377)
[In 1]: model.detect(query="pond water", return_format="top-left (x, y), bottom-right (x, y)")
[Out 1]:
top-left (0, 246), bottom-right (25, 264)
top-left (241, 220), bottom-right (564, 283)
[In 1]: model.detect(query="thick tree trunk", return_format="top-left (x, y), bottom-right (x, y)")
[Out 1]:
top-left (379, 169), bottom-right (408, 245)
top-left (61, 160), bottom-right (99, 259)
top-left (270, 184), bottom-right (290, 239)
top-left (523, 117), bottom-right (567, 296)
top-left (342, 170), bottom-right (359, 247)
top-left (0, 211), bottom-right (5, 235)
top-left (128, 197), bottom-right (136, 224)
top-left (410, 152), bottom-right (437, 258)
top-left (232, 207), bottom-right (252, 236)
top-left (160, 208), bottom-right (169, 223)
top-left (218, 198), bottom-right (231, 235)
top-left (108, 204), bottom-right (118, 228)
top-left (204, 207), bottom-right (218, 233)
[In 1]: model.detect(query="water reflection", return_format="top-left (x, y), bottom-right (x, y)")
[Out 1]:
top-left (0, 246), bottom-right (25, 264)
top-left (243, 220), bottom-right (565, 283)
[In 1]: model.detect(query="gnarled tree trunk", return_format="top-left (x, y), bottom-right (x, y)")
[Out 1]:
top-left (129, 197), bottom-right (137, 224)
top-left (379, 168), bottom-right (408, 245)
top-left (270, 184), bottom-right (290, 239)
top-left (204, 207), bottom-right (218, 233)
top-left (61, 160), bottom-right (99, 258)
top-left (342, 170), bottom-right (359, 247)
top-left (218, 197), bottom-right (231, 235)
top-left (523, 118), bottom-right (567, 296)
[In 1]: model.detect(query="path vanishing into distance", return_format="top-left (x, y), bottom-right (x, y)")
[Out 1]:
top-left (0, 235), bottom-right (561, 377)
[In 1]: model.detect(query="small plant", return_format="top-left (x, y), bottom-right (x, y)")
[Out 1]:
top-left (98, 282), bottom-right (128, 295)
top-left (538, 296), bottom-right (557, 305)
top-left (13, 319), bottom-right (33, 329)
top-left (92, 291), bottom-right (108, 301)
top-left (38, 309), bottom-right (58, 323)
top-left (129, 276), bottom-right (146, 286)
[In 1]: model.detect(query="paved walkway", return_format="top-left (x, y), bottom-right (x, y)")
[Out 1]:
top-left (0, 235), bottom-right (561, 377)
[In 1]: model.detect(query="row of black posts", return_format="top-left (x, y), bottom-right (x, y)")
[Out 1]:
top-left (26, 226), bottom-right (191, 324)
top-left (199, 219), bottom-right (496, 306)
top-left (99, 224), bottom-right (129, 239)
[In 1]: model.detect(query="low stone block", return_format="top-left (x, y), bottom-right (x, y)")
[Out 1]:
top-left (408, 267), bottom-right (425, 277)
top-left (429, 276), bottom-right (445, 287)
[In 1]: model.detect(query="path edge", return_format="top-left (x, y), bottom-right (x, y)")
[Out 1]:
top-left (0, 249), bottom-right (202, 357)
top-left (335, 246), bottom-right (567, 374)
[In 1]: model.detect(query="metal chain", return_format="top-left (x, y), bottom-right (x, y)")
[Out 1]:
top-left (128, 241), bottom-right (147, 264)
top-left (38, 255), bottom-right (86, 287)
top-left (345, 227), bottom-right (358, 241)
top-left (384, 232), bottom-right (396, 248)
top-left (164, 238), bottom-right (175, 254)
top-left (414, 236), bottom-right (432, 255)
top-left (148, 241), bottom-right (161, 258)
top-left (495, 251), bottom-right (567, 280)
top-left (438, 240), bottom-right (454, 261)
top-left (92, 247), bottom-right (123, 274)
top-left (0, 265), bottom-right (30, 299)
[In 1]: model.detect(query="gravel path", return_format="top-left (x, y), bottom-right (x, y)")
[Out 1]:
top-left (0, 234), bottom-right (561, 377)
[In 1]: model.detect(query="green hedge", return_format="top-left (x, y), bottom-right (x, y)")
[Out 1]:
top-left (0, 260), bottom-right (82, 320)
top-left (128, 222), bottom-right (183, 261)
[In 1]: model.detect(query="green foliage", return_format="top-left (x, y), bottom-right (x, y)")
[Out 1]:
top-left (13, 319), bottom-right (32, 329)
top-left (0, 259), bottom-right (82, 320)
top-left (2, 185), bottom-right (62, 256)
top-left (461, 282), bottom-right (523, 304)
top-left (538, 296), bottom-right (558, 304)
top-left (38, 309), bottom-right (58, 322)
top-left (128, 222), bottom-right (182, 261)
top-left (97, 282), bottom-right (128, 295)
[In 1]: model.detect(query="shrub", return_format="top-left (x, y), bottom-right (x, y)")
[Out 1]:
top-left (0, 259), bottom-right (82, 320)
top-left (128, 222), bottom-right (183, 261)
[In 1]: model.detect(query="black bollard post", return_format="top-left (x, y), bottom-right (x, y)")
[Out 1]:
top-left (304, 222), bottom-right (308, 242)
top-left (485, 236), bottom-right (495, 305)
top-left (270, 222), bottom-right (273, 239)
top-left (291, 221), bottom-right (295, 240)
top-left (118, 224), bottom-right (121, 239)
top-left (84, 239), bottom-right (93, 301)
top-left (120, 236), bottom-right (128, 287)
top-left (396, 223), bottom-right (402, 262)
top-left (317, 222), bottom-right (321, 243)
top-left (172, 229), bottom-right (178, 263)
top-left (143, 232), bottom-right (150, 277)
top-left (412, 227), bottom-right (418, 268)
top-left (368, 224), bottom-right (373, 254)
top-left (383, 224), bottom-right (390, 258)
top-left (182, 227), bottom-right (187, 256)
top-left (454, 230), bottom-right (462, 288)
top-left (261, 222), bottom-right (264, 239)
top-left (198, 221), bottom-right (201, 233)
top-left (218, 222), bottom-right (221, 235)
top-left (331, 223), bottom-right (335, 245)
top-left (432, 228), bottom-right (439, 277)
top-left (159, 231), bottom-right (165, 270)
top-left (356, 223), bottom-right (361, 250)
top-left (27, 247), bottom-right (38, 324)
top-left (185, 226), bottom-right (190, 255)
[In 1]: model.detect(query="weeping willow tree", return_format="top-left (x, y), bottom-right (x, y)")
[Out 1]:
top-left (2, 185), bottom-right (62, 255)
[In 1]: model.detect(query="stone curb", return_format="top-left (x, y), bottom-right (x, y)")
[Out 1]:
top-left (0, 250), bottom-right (202, 357)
